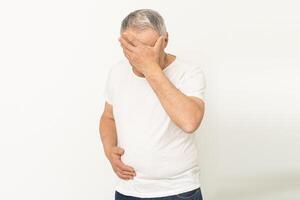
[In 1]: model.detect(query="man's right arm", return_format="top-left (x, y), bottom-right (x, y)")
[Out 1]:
top-left (99, 102), bottom-right (136, 180)
top-left (99, 102), bottom-right (118, 159)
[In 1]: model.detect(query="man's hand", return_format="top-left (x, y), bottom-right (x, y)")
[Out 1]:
top-left (107, 146), bottom-right (136, 180)
top-left (118, 33), bottom-right (165, 76)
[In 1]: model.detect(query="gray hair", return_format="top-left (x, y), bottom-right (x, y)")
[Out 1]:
top-left (120, 9), bottom-right (167, 35)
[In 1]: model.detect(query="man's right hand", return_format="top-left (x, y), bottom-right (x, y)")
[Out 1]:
top-left (107, 146), bottom-right (136, 180)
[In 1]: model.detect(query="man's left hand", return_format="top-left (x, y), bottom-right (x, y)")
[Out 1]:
top-left (118, 33), bottom-right (165, 76)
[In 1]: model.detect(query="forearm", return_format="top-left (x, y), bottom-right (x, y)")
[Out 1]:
top-left (144, 66), bottom-right (203, 133)
top-left (99, 116), bottom-right (117, 158)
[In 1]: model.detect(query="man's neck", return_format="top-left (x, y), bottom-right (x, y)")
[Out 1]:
top-left (159, 52), bottom-right (167, 69)
top-left (160, 52), bottom-right (176, 70)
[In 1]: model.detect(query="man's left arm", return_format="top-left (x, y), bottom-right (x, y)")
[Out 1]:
top-left (144, 65), bottom-right (205, 134)
top-left (119, 33), bottom-right (205, 133)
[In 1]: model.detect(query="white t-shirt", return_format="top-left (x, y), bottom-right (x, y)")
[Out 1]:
top-left (103, 57), bottom-right (206, 198)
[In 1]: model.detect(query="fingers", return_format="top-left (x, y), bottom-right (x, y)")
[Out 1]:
top-left (122, 32), bottom-right (143, 47)
top-left (122, 47), bottom-right (135, 60)
top-left (111, 147), bottom-right (136, 173)
top-left (116, 169), bottom-right (133, 180)
top-left (119, 36), bottom-right (137, 61)
top-left (115, 159), bottom-right (136, 173)
top-left (116, 166), bottom-right (135, 176)
top-left (119, 37), bottom-right (136, 52)
top-left (113, 153), bottom-right (136, 180)
top-left (109, 146), bottom-right (137, 180)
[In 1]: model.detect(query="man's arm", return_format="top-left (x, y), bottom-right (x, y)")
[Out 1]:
top-left (144, 66), bottom-right (205, 133)
top-left (119, 33), bottom-right (205, 133)
top-left (99, 102), bottom-right (117, 158)
top-left (99, 102), bottom-right (136, 179)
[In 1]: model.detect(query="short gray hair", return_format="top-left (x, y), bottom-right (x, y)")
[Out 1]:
top-left (120, 9), bottom-right (167, 35)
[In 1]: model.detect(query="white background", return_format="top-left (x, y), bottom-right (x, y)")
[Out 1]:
top-left (0, 0), bottom-right (300, 199)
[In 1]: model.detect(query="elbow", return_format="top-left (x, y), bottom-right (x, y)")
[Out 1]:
top-left (181, 117), bottom-right (202, 133)
top-left (181, 112), bottom-right (204, 134)
top-left (182, 122), bottom-right (200, 134)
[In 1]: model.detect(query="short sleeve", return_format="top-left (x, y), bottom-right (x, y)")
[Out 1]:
top-left (178, 66), bottom-right (206, 103)
top-left (103, 66), bottom-right (114, 105)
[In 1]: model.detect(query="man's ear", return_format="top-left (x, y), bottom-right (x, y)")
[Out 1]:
top-left (163, 32), bottom-right (169, 49)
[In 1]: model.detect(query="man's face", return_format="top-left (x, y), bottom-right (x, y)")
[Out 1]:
top-left (121, 27), bottom-right (160, 47)
top-left (119, 27), bottom-right (168, 72)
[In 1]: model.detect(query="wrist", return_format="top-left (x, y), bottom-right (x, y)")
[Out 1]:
top-left (143, 63), bottom-right (162, 78)
top-left (103, 144), bottom-right (114, 159)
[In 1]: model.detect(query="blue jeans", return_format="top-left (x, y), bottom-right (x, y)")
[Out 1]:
top-left (115, 187), bottom-right (202, 200)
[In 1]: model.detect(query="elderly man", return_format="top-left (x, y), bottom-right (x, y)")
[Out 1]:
top-left (99, 9), bottom-right (206, 200)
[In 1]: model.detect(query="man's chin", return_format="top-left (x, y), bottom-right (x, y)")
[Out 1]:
top-left (131, 66), bottom-right (140, 73)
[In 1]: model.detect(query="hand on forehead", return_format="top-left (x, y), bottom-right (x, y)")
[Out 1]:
top-left (120, 28), bottom-right (160, 47)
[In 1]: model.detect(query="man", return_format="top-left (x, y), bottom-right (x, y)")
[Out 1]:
top-left (99, 9), bottom-right (206, 200)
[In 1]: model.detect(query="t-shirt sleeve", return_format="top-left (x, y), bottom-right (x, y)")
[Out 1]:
top-left (103, 66), bottom-right (115, 105)
top-left (178, 66), bottom-right (206, 103)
